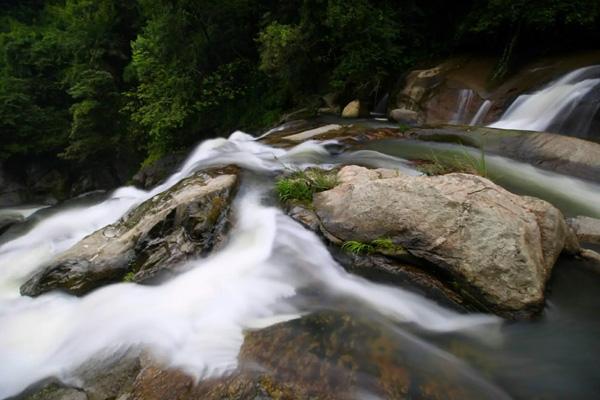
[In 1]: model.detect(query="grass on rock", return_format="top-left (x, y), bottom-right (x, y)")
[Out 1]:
top-left (276, 168), bottom-right (338, 203)
top-left (417, 148), bottom-right (488, 177)
top-left (342, 237), bottom-right (407, 256)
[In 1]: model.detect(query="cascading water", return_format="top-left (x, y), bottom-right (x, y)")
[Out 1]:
top-left (470, 100), bottom-right (493, 126)
top-left (0, 133), bottom-right (501, 399)
top-left (490, 65), bottom-right (600, 138)
top-left (450, 89), bottom-right (475, 124)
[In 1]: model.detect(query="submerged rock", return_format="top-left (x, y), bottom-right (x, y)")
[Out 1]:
top-left (20, 168), bottom-right (238, 297)
top-left (125, 312), bottom-right (499, 400)
top-left (21, 352), bottom-right (141, 400)
top-left (312, 166), bottom-right (575, 318)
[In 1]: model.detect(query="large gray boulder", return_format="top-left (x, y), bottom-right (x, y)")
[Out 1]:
top-left (21, 169), bottom-right (238, 297)
top-left (313, 166), bottom-right (576, 317)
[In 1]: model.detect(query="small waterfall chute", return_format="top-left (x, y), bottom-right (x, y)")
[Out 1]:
top-left (450, 89), bottom-right (475, 124)
top-left (470, 100), bottom-right (493, 126)
top-left (490, 65), bottom-right (600, 138)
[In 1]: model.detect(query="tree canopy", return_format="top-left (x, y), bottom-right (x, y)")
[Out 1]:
top-left (1, 0), bottom-right (598, 165)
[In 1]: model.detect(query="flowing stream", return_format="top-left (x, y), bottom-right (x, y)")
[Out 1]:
top-left (1, 131), bottom-right (599, 399)
top-left (0, 133), bottom-right (504, 399)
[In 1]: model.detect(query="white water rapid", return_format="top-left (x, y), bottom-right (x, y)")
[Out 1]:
top-left (490, 65), bottom-right (600, 135)
top-left (0, 133), bottom-right (499, 399)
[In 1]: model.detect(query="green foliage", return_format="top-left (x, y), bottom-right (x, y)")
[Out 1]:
top-left (1, 0), bottom-right (599, 171)
top-left (275, 168), bottom-right (338, 203)
top-left (397, 123), bottom-right (411, 133)
top-left (341, 240), bottom-right (374, 255)
top-left (342, 237), bottom-right (406, 256)
top-left (257, 23), bottom-right (303, 77)
top-left (276, 178), bottom-right (313, 203)
top-left (123, 271), bottom-right (136, 282)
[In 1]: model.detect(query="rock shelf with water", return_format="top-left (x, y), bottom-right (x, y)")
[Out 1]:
top-left (20, 168), bottom-right (239, 296)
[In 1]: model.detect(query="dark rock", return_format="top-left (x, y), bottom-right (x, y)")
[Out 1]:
top-left (0, 213), bottom-right (24, 236)
top-left (21, 353), bottom-right (141, 400)
top-left (20, 168), bottom-right (239, 297)
top-left (131, 153), bottom-right (188, 190)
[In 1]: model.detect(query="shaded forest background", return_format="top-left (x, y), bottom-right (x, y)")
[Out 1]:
top-left (1, 0), bottom-right (599, 172)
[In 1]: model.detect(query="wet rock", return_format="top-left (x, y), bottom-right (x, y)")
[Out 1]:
top-left (21, 353), bottom-right (141, 400)
top-left (21, 384), bottom-right (87, 400)
top-left (0, 213), bottom-right (24, 235)
top-left (283, 124), bottom-right (342, 142)
top-left (389, 108), bottom-right (420, 124)
top-left (131, 152), bottom-right (187, 189)
top-left (21, 168), bottom-right (239, 297)
top-left (567, 216), bottom-right (600, 245)
top-left (403, 125), bottom-right (600, 184)
top-left (313, 165), bottom-right (574, 318)
top-left (127, 312), bottom-right (502, 399)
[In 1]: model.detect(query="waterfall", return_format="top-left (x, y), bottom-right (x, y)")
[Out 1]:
top-left (370, 93), bottom-right (389, 118)
top-left (450, 89), bottom-right (475, 124)
top-left (470, 100), bottom-right (493, 126)
top-left (490, 65), bottom-right (600, 138)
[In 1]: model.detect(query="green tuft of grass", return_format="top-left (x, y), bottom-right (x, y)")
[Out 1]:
top-left (371, 237), bottom-right (395, 251)
top-left (276, 178), bottom-right (313, 202)
top-left (398, 123), bottom-right (411, 133)
top-left (342, 237), bottom-right (407, 256)
top-left (417, 148), bottom-right (488, 177)
top-left (275, 168), bottom-right (338, 203)
top-left (341, 240), bottom-right (375, 255)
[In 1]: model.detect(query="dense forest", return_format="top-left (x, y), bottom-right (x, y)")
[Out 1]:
top-left (1, 0), bottom-right (599, 169)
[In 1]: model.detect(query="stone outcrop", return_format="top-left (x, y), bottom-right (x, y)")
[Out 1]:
top-left (312, 165), bottom-right (576, 317)
top-left (567, 216), bottom-right (600, 245)
top-left (20, 168), bottom-right (238, 297)
top-left (401, 125), bottom-right (600, 184)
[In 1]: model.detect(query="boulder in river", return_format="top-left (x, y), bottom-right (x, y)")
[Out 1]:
top-left (312, 166), bottom-right (577, 318)
top-left (20, 168), bottom-right (239, 297)
top-left (389, 108), bottom-right (420, 124)
top-left (341, 100), bottom-right (366, 118)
